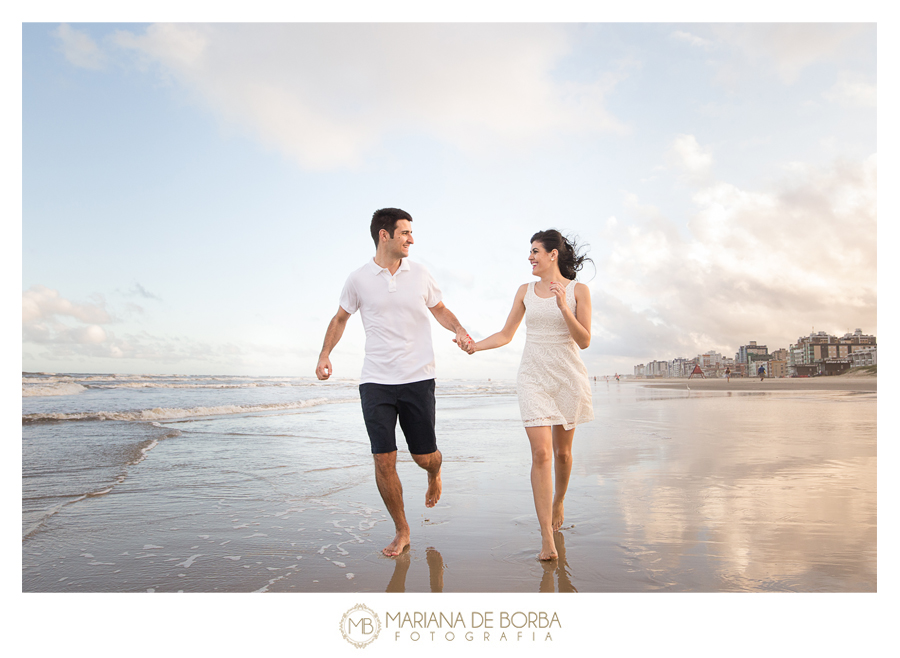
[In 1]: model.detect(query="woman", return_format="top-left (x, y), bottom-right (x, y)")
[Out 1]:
top-left (462, 230), bottom-right (593, 560)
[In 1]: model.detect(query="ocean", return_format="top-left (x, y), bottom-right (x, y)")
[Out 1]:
top-left (22, 372), bottom-right (876, 593)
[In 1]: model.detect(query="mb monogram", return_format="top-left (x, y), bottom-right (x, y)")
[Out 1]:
top-left (340, 604), bottom-right (382, 648)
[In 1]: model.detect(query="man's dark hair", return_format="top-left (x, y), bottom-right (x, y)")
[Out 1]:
top-left (370, 208), bottom-right (413, 247)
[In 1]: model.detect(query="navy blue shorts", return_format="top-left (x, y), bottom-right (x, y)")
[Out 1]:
top-left (359, 379), bottom-right (437, 455)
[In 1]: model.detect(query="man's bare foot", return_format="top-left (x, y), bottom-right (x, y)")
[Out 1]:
top-left (383, 532), bottom-right (410, 557)
top-left (552, 499), bottom-right (565, 531)
top-left (425, 469), bottom-right (442, 508)
top-left (538, 536), bottom-right (558, 561)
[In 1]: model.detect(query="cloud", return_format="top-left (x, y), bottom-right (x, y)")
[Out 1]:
top-left (22, 285), bottom-right (111, 325)
top-left (707, 23), bottom-right (871, 86)
top-left (21, 285), bottom-right (240, 364)
top-left (25, 326), bottom-right (247, 364)
top-left (129, 282), bottom-right (162, 300)
top-left (824, 73), bottom-right (876, 107)
top-left (667, 134), bottom-right (713, 184)
top-left (595, 153), bottom-right (876, 362)
top-left (23, 286), bottom-right (112, 352)
top-left (108, 23), bottom-right (628, 170)
top-left (23, 321), bottom-right (108, 347)
top-left (54, 24), bottom-right (106, 70)
top-left (670, 30), bottom-right (713, 50)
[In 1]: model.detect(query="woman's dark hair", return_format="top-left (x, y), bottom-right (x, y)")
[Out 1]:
top-left (370, 208), bottom-right (413, 247)
top-left (530, 229), bottom-right (593, 280)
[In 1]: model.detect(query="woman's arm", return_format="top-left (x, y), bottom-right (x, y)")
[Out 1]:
top-left (467, 284), bottom-right (527, 353)
top-left (552, 282), bottom-right (591, 349)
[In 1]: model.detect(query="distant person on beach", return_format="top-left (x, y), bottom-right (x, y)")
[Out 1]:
top-left (315, 208), bottom-right (471, 557)
top-left (725, 367), bottom-right (731, 382)
top-left (461, 230), bottom-right (593, 560)
top-left (758, 365), bottom-right (765, 381)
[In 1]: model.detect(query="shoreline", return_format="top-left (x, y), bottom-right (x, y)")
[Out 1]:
top-left (629, 375), bottom-right (876, 392)
top-left (23, 376), bottom-right (876, 593)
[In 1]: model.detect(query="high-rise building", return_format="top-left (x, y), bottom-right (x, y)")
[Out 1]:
top-left (788, 329), bottom-right (876, 375)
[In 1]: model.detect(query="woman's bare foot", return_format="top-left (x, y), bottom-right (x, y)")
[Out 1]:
top-left (383, 531), bottom-right (410, 557)
top-left (425, 469), bottom-right (442, 508)
top-left (538, 536), bottom-right (558, 561)
top-left (552, 499), bottom-right (565, 531)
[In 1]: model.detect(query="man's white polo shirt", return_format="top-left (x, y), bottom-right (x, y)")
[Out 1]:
top-left (339, 258), bottom-right (443, 385)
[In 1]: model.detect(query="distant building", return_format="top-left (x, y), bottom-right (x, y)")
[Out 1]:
top-left (632, 329), bottom-right (875, 379)
top-left (820, 358), bottom-right (853, 376)
top-left (768, 359), bottom-right (788, 378)
top-left (697, 351), bottom-right (729, 377)
top-left (737, 341), bottom-right (769, 364)
top-left (668, 357), bottom-right (695, 378)
top-left (788, 329), bottom-right (876, 376)
top-left (771, 348), bottom-right (789, 362)
top-left (737, 341), bottom-right (771, 376)
top-left (646, 360), bottom-right (669, 378)
top-left (849, 345), bottom-right (877, 367)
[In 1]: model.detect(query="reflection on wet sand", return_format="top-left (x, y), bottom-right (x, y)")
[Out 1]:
top-left (386, 546), bottom-right (445, 593)
top-left (584, 390), bottom-right (877, 591)
top-left (539, 532), bottom-right (576, 593)
top-left (427, 546), bottom-right (445, 592)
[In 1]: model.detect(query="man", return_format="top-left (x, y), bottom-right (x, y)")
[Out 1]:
top-left (316, 208), bottom-right (470, 557)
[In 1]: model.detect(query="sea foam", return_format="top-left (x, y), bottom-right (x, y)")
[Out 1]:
top-left (22, 382), bottom-right (88, 397)
top-left (22, 397), bottom-right (353, 423)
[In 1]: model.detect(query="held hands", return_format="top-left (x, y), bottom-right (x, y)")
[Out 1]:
top-left (453, 329), bottom-right (477, 355)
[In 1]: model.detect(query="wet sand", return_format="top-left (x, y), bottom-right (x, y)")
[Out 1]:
top-left (23, 379), bottom-right (876, 593)
top-left (640, 375), bottom-right (876, 392)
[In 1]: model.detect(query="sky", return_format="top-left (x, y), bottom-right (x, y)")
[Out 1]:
top-left (21, 20), bottom-right (879, 380)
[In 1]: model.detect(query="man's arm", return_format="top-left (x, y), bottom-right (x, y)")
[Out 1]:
top-left (428, 301), bottom-right (470, 350)
top-left (316, 306), bottom-right (352, 380)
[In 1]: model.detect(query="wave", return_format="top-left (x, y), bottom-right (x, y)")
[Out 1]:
top-left (22, 382), bottom-right (88, 397)
top-left (22, 374), bottom-right (326, 392)
top-left (22, 427), bottom-right (180, 540)
top-left (86, 382), bottom-right (251, 389)
top-left (22, 396), bottom-right (357, 424)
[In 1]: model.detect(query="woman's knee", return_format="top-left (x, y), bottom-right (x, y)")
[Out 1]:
top-left (554, 448), bottom-right (573, 464)
top-left (531, 446), bottom-right (553, 465)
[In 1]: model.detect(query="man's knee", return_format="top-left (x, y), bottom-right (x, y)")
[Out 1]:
top-left (373, 451), bottom-right (398, 474)
top-left (411, 449), bottom-right (441, 470)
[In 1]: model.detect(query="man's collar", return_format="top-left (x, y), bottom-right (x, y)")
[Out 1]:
top-left (369, 257), bottom-right (410, 274)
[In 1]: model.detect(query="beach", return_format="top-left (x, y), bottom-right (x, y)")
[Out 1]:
top-left (642, 374), bottom-right (877, 392)
top-left (22, 373), bottom-right (876, 593)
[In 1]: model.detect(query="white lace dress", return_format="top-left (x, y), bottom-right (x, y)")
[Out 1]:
top-left (517, 280), bottom-right (594, 430)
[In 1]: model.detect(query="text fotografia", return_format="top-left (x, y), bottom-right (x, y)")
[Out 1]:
top-left (387, 611), bottom-right (561, 642)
